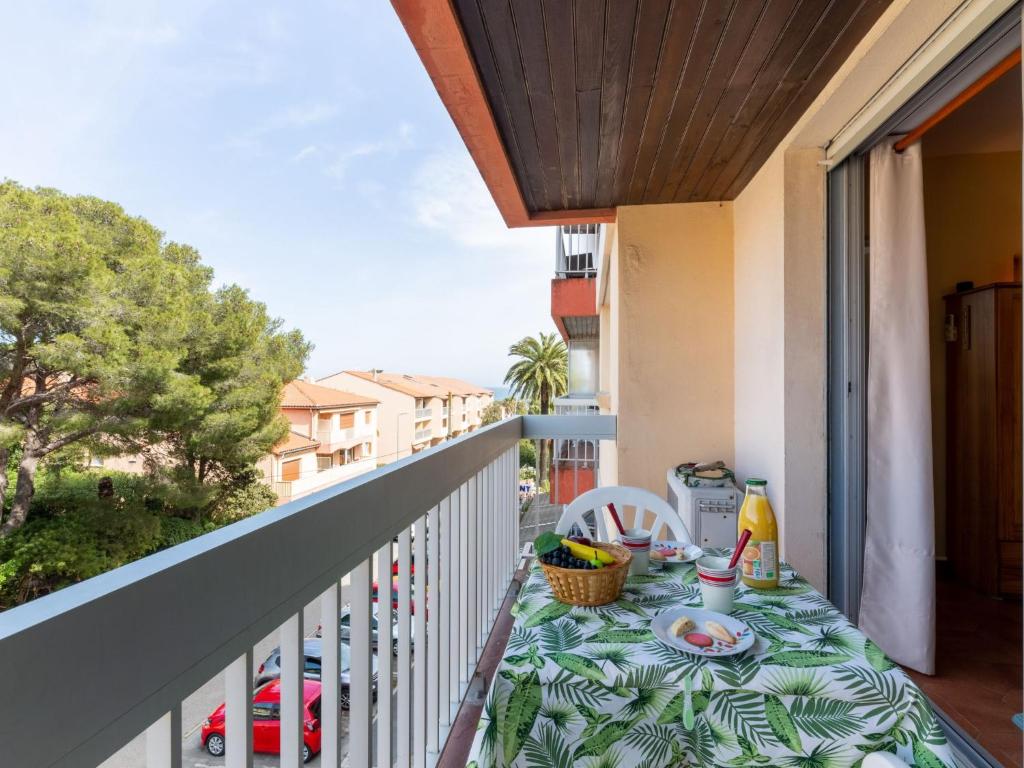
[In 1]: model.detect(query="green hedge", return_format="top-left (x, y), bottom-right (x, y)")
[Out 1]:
top-left (0, 469), bottom-right (278, 608)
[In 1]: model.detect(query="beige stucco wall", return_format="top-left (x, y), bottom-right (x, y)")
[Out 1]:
top-left (923, 149), bottom-right (1023, 558)
top-left (733, 149), bottom-right (787, 520)
top-left (611, 202), bottom-right (735, 496)
top-left (318, 372), bottom-right (414, 464)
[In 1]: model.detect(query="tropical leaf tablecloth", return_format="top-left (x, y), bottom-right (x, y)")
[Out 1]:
top-left (466, 552), bottom-right (953, 768)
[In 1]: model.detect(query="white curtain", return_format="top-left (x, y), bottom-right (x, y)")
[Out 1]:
top-left (860, 138), bottom-right (936, 674)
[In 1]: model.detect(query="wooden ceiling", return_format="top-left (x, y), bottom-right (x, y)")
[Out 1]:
top-left (446, 0), bottom-right (892, 217)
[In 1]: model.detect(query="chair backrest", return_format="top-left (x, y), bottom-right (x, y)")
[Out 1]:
top-left (556, 486), bottom-right (693, 544)
top-left (862, 753), bottom-right (910, 768)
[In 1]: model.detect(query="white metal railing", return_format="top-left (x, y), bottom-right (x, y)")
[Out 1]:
top-left (273, 480), bottom-right (293, 498)
top-left (414, 428), bottom-right (432, 442)
top-left (414, 407), bottom-right (432, 421)
top-left (0, 415), bottom-right (616, 768)
top-left (555, 223), bottom-right (599, 277)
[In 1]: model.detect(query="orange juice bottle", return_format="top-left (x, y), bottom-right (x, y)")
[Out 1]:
top-left (737, 479), bottom-right (779, 589)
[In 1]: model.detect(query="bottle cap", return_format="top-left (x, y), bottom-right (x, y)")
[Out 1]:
top-left (746, 478), bottom-right (767, 486)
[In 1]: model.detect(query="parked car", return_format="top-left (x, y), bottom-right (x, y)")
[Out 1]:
top-left (316, 605), bottom-right (414, 656)
top-left (201, 679), bottom-right (321, 763)
top-left (254, 638), bottom-right (378, 709)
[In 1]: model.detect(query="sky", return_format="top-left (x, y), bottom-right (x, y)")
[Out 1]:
top-left (0, 1), bottom-right (556, 387)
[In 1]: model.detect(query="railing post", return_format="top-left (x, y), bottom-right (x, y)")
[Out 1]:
top-left (466, 474), bottom-right (478, 673)
top-left (396, 527), bottom-right (413, 768)
top-left (320, 582), bottom-right (342, 768)
top-left (426, 503), bottom-right (440, 762)
top-left (413, 513), bottom-right (429, 768)
top-left (458, 481), bottom-right (470, 694)
top-left (280, 611), bottom-right (305, 768)
top-left (377, 541), bottom-right (394, 768)
top-left (350, 558), bottom-right (374, 767)
top-left (145, 708), bottom-right (181, 768)
top-left (438, 493), bottom-right (452, 737)
top-left (225, 650), bottom-right (253, 768)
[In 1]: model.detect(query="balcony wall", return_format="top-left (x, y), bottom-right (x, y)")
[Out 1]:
top-left (606, 203), bottom-right (735, 496)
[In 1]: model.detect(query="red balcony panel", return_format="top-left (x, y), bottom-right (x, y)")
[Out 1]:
top-left (549, 464), bottom-right (596, 505)
top-left (551, 277), bottom-right (597, 342)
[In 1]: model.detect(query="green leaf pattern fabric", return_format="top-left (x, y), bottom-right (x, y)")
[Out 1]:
top-left (467, 552), bottom-right (953, 767)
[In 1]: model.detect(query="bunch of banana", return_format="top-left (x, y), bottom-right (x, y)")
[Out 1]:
top-left (561, 538), bottom-right (616, 565)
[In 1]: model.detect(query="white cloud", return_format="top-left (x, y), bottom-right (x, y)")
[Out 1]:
top-left (292, 145), bottom-right (318, 162)
top-left (411, 150), bottom-right (551, 251)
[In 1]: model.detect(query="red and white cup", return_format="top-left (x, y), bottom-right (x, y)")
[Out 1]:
top-left (620, 528), bottom-right (651, 575)
top-left (696, 555), bottom-right (739, 613)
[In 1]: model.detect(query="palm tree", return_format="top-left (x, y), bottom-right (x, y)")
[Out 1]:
top-left (504, 333), bottom-right (567, 488)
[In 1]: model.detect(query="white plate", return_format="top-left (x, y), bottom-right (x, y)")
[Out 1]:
top-left (651, 607), bottom-right (755, 658)
top-left (651, 540), bottom-right (704, 564)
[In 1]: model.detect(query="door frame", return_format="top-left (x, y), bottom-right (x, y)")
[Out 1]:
top-left (824, 9), bottom-right (1020, 763)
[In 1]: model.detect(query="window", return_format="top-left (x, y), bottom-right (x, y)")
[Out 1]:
top-left (364, 410), bottom-right (372, 424)
top-left (253, 702), bottom-right (277, 721)
top-left (303, 656), bottom-right (321, 676)
top-left (89, 456), bottom-right (104, 467)
top-left (339, 412), bottom-right (355, 429)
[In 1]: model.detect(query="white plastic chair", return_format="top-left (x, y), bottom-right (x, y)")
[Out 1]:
top-left (862, 753), bottom-right (910, 768)
top-left (555, 486), bottom-right (693, 544)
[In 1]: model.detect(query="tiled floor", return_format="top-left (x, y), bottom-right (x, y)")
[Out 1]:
top-left (907, 577), bottom-right (1023, 767)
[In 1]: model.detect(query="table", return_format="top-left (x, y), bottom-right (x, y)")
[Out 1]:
top-left (466, 552), bottom-right (954, 767)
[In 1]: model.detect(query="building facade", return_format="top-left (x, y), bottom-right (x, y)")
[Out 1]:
top-left (258, 379), bottom-right (379, 503)
top-left (318, 370), bottom-right (492, 462)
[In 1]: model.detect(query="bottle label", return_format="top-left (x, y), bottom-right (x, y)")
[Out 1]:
top-left (741, 540), bottom-right (777, 581)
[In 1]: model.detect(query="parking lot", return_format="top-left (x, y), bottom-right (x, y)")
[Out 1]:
top-left (100, 601), bottom-right (349, 768)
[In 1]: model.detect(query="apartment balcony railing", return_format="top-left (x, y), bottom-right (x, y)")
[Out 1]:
top-left (0, 415), bottom-right (615, 768)
top-left (414, 407), bottom-right (432, 421)
top-left (413, 427), bottom-right (432, 442)
top-left (554, 223), bottom-right (599, 278)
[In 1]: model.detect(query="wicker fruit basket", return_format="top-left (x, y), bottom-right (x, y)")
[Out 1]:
top-left (539, 542), bottom-right (631, 607)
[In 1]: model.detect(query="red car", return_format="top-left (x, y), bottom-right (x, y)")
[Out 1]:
top-left (201, 679), bottom-right (322, 763)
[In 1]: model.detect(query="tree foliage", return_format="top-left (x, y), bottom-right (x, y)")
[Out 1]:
top-left (504, 333), bottom-right (567, 484)
top-left (0, 182), bottom-right (308, 533)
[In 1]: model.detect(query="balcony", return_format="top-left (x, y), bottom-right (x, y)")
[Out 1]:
top-left (554, 224), bottom-right (598, 278)
top-left (414, 407), bottom-right (432, 421)
top-left (0, 416), bottom-right (614, 768)
top-left (413, 427), bottom-right (432, 442)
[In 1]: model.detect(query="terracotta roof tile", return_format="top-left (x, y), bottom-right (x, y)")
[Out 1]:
top-left (272, 431), bottom-right (320, 456)
top-left (281, 380), bottom-right (378, 409)
top-left (341, 371), bottom-right (491, 399)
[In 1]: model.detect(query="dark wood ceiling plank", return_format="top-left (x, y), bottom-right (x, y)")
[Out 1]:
top-left (607, 0), bottom-right (674, 206)
top-left (688, 0), bottom-right (826, 201)
top-left (453, 0), bottom-right (539, 211)
top-left (575, 0), bottom-right (605, 204)
top-left (593, 0), bottom-right (639, 208)
top-left (652, 0), bottom-right (768, 203)
top-left (511, 0), bottom-right (566, 209)
top-left (470, 0), bottom-right (551, 209)
top-left (622, 0), bottom-right (705, 205)
top-left (631, 0), bottom-right (733, 204)
top-left (702, 0), bottom-right (844, 199)
top-left (665, 0), bottom-right (802, 203)
top-left (718, 0), bottom-right (890, 199)
top-left (543, 0), bottom-right (580, 209)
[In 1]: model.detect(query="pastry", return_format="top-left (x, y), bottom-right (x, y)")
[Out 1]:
top-left (669, 615), bottom-right (696, 636)
top-left (650, 548), bottom-right (666, 561)
top-left (705, 620), bottom-right (735, 645)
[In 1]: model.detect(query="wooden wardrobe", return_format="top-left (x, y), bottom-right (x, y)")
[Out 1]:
top-left (945, 282), bottom-right (1022, 596)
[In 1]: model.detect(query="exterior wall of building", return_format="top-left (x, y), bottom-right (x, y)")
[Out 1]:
top-left (318, 372), bottom-right (415, 464)
top-left (609, 202), bottom-right (735, 496)
top-left (722, 0), bottom-right (1004, 588)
